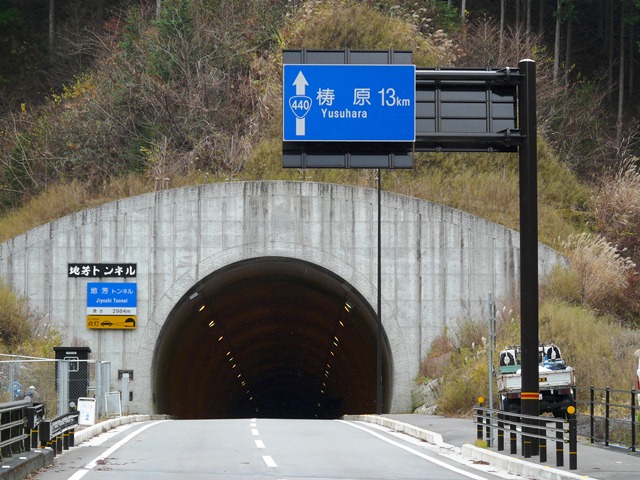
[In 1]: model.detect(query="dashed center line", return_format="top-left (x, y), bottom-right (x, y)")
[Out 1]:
top-left (251, 421), bottom-right (282, 474)
top-left (262, 455), bottom-right (278, 468)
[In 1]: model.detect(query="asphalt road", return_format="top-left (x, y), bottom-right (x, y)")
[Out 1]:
top-left (30, 418), bottom-right (525, 480)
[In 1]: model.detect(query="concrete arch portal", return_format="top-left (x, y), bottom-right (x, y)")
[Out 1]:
top-left (0, 181), bottom-right (565, 418)
top-left (154, 257), bottom-right (391, 419)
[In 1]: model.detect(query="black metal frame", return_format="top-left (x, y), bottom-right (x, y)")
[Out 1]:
top-left (0, 399), bottom-right (31, 460)
top-left (281, 51), bottom-right (540, 420)
top-left (576, 386), bottom-right (639, 452)
top-left (39, 411), bottom-right (79, 456)
top-left (475, 403), bottom-right (578, 470)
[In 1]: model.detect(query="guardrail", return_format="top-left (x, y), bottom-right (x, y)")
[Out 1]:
top-left (0, 399), bottom-right (31, 461)
top-left (26, 403), bottom-right (45, 450)
top-left (576, 386), bottom-right (639, 451)
top-left (0, 398), bottom-right (79, 460)
top-left (474, 402), bottom-right (578, 470)
top-left (39, 411), bottom-right (79, 456)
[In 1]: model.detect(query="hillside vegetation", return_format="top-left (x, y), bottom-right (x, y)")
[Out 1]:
top-left (1, 0), bottom-right (640, 414)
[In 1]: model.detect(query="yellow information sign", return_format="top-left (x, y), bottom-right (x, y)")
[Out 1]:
top-left (87, 315), bottom-right (137, 329)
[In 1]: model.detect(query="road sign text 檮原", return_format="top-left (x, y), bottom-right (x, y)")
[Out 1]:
top-left (283, 64), bottom-right (415, 142)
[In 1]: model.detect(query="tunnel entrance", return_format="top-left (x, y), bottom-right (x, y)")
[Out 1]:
top-left (153, 257), bottom-right (392, 419)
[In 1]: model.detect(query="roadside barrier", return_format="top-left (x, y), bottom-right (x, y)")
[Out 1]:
top-left (39, 411), bottom-right (79, 455)
top-left (474, 399), bottom-right (578, 470)
top-left (26, 402), bottom-right (45, 450)
top-left (576, 385), bottom-right (639, 451)
top-left (0, 399), bottom-right (31, 461)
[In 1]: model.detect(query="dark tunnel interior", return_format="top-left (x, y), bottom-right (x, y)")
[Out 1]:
top-left (152, 257), bottom-right (392, 419)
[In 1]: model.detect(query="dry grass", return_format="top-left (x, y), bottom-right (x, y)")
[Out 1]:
top-left (591, 159), bottom-right (640, 263)
top-left (540, 300), bottom-right (640, 392)
top-left (0, 279), bottom-right (60, 356)
top-left (559, 233), bottom-right (636, 311)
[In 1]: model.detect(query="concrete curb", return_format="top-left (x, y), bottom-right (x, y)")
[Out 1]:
top-left (343, 414), bottom-right (446, 446)
top-left (0, 449), bottom-right (54, 480)
top-left (347, 415), bottom-right (593, 480)
top-left (73, 414), bottom-right (171, 445)
top-left (461, 444), bottom-right (592, 480)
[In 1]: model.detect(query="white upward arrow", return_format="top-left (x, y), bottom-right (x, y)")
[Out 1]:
top-left (293, 71), bottom-right (308, 135)
top-left (293, 71), bottom-right (308, 95)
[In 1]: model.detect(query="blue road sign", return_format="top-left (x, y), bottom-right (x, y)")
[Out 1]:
top-left (87, 282), bottom-right (137, 315)
top-left (283, 64), bottom-right (415, 142)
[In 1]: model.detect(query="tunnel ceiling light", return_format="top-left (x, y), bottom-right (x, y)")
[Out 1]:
top-left (208, 320), bottom-right (215, 328)
top-left (226, 351), bottom-right (231, 356)
top-left (198, 304), bottom-right (206, 312)
top-left (344, 301), bottom-right (352, 313)
top-left (237, 373), bottom-right (242, 378)
top-left (339, 320), bottom-right (345, 327)
top-left (228, 357), bottom-right (234, 362)
top-left (330, 351), bottom-right (334, 356)
top-left (218, 335), bottom-right (224, 341)
top-left (232, 364), bottom-right (237, 369)
top-left (334, 336), bottom-right (339, 342)
top-left (333, 341), bottom-right (338, 347)
top-left (326, 363), bottom-right (331, 369)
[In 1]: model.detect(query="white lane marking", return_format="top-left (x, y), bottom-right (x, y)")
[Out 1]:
top-left (262, 455), bottom-right (278, 467)
top-left (81, 423), bottom-right (136, 447)
top-left (65, 420), bottom-right (168, 480)
top-left (67, 471), bottom-right (89, 480)
top-left (340, 420), bottom-right (489, 480)
top-left (251, 428), bottom-right (260, 436)
top-left (255, 440), bottom-right (265, 449)
top-left (85, 421), bottom-right (167, 469)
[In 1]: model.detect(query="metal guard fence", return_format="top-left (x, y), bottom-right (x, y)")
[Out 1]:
top-left (575, 386), bottom-right (639, 452)
top-left (0, 399), bottom-right (79, 461)
top-left (474, 403), bottom-right (578, 470)
top-left (0, 399), bottom-right (31, 461)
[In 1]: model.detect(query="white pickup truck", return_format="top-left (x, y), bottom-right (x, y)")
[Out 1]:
top-left (497, 343), bottom-right (576, 417)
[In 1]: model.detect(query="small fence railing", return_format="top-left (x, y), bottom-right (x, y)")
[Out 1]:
top-left (39, 411), bottom-right (79, 456)
top-left (576, 386), bottom-right (639, 452)
top-left (474, 402), bottom-right (578, 470)
top-left (0, 399), bottom-right (79, 462)
top-left (0, 399), bottom-right (31, 461)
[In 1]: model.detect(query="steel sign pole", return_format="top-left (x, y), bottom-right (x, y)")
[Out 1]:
top-left (377, 168), bottom-right (383, 415)
top-left (518, 59), bottom-right (539, 456)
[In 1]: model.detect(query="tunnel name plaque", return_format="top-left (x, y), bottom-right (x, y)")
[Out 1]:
top-left (68, 263), bottom-right (137, 278)
top-left (86, 282), bottom-right (137, 329)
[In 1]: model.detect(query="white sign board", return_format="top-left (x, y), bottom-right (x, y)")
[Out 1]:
top-left (106, 391), bottom-right (122, 417)
top-left (77, 397), bottom-right (96, 426)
